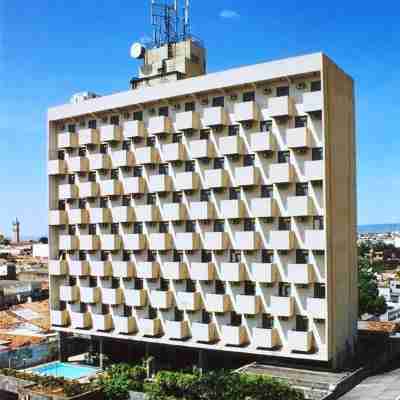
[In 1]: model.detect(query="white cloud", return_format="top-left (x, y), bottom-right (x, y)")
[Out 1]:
top-left (219, 9), bottom-right (240, 19)
top-left (140, 35), bottom-right (152, 46)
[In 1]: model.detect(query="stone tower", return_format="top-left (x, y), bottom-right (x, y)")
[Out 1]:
top-left (12, 218), bottom-right (20, 244)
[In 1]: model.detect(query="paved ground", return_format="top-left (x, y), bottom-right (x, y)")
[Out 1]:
top-left (339, 367), bottom-right (400, 400)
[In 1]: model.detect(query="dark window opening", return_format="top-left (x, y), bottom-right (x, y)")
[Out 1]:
top-left (276, 86), bottom-right (289, 97)
top-left (296, 250), bottom-right (309, 264)
top-left (228, 125), bottom-right (240, 136)
top-left (185, 102), bottom-right (195, 112)
top-left (296, 315), bottom-right (309, 332)
top-left (159, 222), bottom-right (169, 233)
top-left (147, 250), bottom-right (156, 262)
top-left (278, 217), bottom-right (291, 231)
top-left (243, 154), bottom-right (255, 167)
top-left (244, 218), bottom-right (255, 232)
top-left (279, 282), bottom-right (291, 297)
top-left (231, 312), bottom-right (242, 326)
top-left (278, 151), bottom-right (290, 164)
top-left (133, 166), bottom-right (143, 177)
top-left (262, 314), bottom-right (273, 329)
top-left (134, 222), bottom-right (143, 234)
top-left (312, 147), bottom-right (323, 161)
top-left (147, 193), bottom-right (156, 205)
top-left (212, 96), bottom-right (224, 107)
top-left (261, 250), bottom-right (273, 263)
top-left (310, 81), bottom-right (321, 92)
top-left (296, 183), bottom-right (308, 196)
top-left (244, 281), bottom-right (256, 296)
top-left (133, 111), bottom-right (143, 121)
top-left (185, 161), bottom-right (195, 172)
top-left (243, 91), bottom-right (255, 102)
top-left (159, 107), bottom-right (169, 117)
top-left (214, 157), bottom-right (224, 169)
top-left (88, 120), bottom-right (97, 129)
top-left (200, 129), bottom-right (210, 140)
top-left (229, 187), bottom-right (240, 200)
top-left (314, 283), bottom-right (326, 299)
top-left (261, 185), bottom-right (273, 198)
top-left (110, 115), bottom-right (120, 126)
top-left (313, 216), bottom-right (324, 230)
top-left (260, 120), bottom-right (272, 132)
top-left (201, 250), bottom-right (212, 263)
top-left (215, 280), bottom-right (225, 295)
top-left (159, 163), bottom-right (169, 175)
top-left (295, 116), bottom-right (308, 128)
top-left (230, 250), bottom-right (241, 263)
top-left (200, 189), bottom-right (211, 202)
top-left (214, 220), bottom-right (224, 232)
top-left (186, 220), bottom-right (196, 233)
top-left (173, 192), bottom-right (182, 203)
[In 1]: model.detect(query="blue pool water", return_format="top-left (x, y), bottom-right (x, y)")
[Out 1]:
top-left (30, 362), bottom-right (99, 380)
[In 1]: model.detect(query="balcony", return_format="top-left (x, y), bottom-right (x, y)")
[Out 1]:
top-left (303, 91), bottom-right (323, 113)
top-left (102, 288), bottom-right (123, 305)
top-left (165, 320), bottom-right (190, 339)
top-left (203, 106), bottom-right (228, 127)
top-left (89, 154), bottom-right (111, 170)
top-left (70, 312), bottom-right (92, 329)
top-left (112, 150), bottom-right (135, 168)
top-left (251, 198), bottom-right (278, 218)
top-left (305, 160), bottom-right (323, 181)
top-left (190, 201), bottom-right (214, 220)
top-left (51, 310), bottom-right (69, 327)
top-left (89, 208), bottom-right (111, 224)
top-left (78, 128), bottom-right (99, 145)
top-left (189, 139), bottom-right (215, 159)
top-left (123, 120), bottom-right (146, 139)
top-left (48, 160), bottom-right (67, 175)
top-left (59, 235), bottom-right (79, 251)
top-left (112, 206), bottom-right (135, 223)
top-left (235, 166), bottom-right (260, 187)
top-left (251, 263), bottom-right (278, 283)
top-left (100, 180), bottom-right (123, 196)
top-left (79, 235), bottom-right (100, 251)
top-left (125, 289), bottom-right (147, 307)
top-left (162, 203), bottom-right (187, 221)
top-left (59, 285), bottom-right (79, 302)
top-left (176, 111), bottom-right (200, 131)
top-left (287, 127), bottom-right (311, 149)
top-left (59, 184), bottom-right (78, 200)
top-left (131, 203), bottom-right (159, 222)
top-left (139, 318), bottom-right (162, 337)
top-left (148, 116), bottom-right (172, 135)
top-left (135, 147), bottom-right (160, 165)
top-left (234, 232), bottom-right (260, 250)
top-left (136, 262), bottom-right (160, 279)
top-left (49, 260), bottom-right (68, 276)
top-left (68, 209), bottom-right (89, 225)
top-left (270, 296), bottom-right (294, 317)
top-left (93, 314), bottom-right (113, 331)
top-left (80, 287), bottom-right (101, 304)
top-left (162, 142), bottom-right (186, 162)
top-left (220, 199), bottom-right (246, 219)
top-left (307, 298), bottom-right (326, 319)
top-left (49, 210), bottom-right (67, 226)
top-left (268, 96), bottom-right (294, 118)
top-left (150, 290), bottom-right (174, 309)
top-left (219, 135), bottom-right (245, 156)
top-left (58, 132), bottom-right (78, 148)
top-left (192, 322), bottom-right (218, 343)
top-left (288, 330), bottom-right (313, 352)
top-left (270, 163), bottom-right (294, 184)
top-left (288, 264), bottom-right (314, 284)
top-left (123, 177), bottom-right (146, 194)
top-left (113, 261), bottom-right (135, 278)
top-left (204, 232), bottom-right (230, 250)
top-left (250, 132), bottom-right (276, 153)
top-left (235, 101), bottom-right (260, 122)
top-left (270, 231), bottom-right (295, 250)
top-left (287, 196), bottom-right (313, 217)
top-left (175, 233), bottom-right (200, 251)
top-left (221, 325), bottom-right (248, 346)
top-left (114, 316), bottom-right (137, 334)
top-left (69, 156), bottom-right (89, 173)
top-left (100, 124), bottom-right (123, 142)
top-left (253, 328), bottom-right (280, 349)
top-left (206, 293), bottom-right (232, 313)
top-left (101, 234), bottom-right (122, 251)
top-left (190, 262), bottom-right (215, 281)
top-left (148, 174), bottom-right (173, 193)
top-left (305, 230), bottom-right (325, 250)
top-left (149, 233), bottom-right (173, 250)
top-left (236, 295), bottom-right (261, 315)
top-left (79, 182), bottom-right (99, 198)
top-left (175, 171), bottom-right (200, 191)
top-left (124, 234), bottom-right (146, 251)
top-left (204, 169), bottom-right (230, 189)
top-left (69, 261), bottom-right (90, 276)
top-left (162, 262), bottom-right (188, 280)
top-left (91, 261), bottom-right (112, 277)
top-left (177, 292), bottom-right (202, 311)
top-left (220, 262), bottom-right (246, 282)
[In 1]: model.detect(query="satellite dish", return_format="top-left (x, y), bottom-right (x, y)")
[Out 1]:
top-left (130, 42), bottom-right (145, 59)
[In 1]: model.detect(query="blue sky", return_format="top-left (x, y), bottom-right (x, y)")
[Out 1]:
top-left (0, 0), bottom-right (399, 237)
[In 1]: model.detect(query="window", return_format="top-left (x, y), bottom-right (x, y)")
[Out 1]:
top-left (185, 102), bottom-right (195, 112)
top-left (147, 137), bottom-right (156, 147)
top-left (212, 96), bottom-right (224, 107)
top-left (123, 112), bottom-right (130, 120)
top-left (79, 251), bottom-right (86, 261)
top-left (159, 163), bottom-right (169, 175)
top-left (89, 224), bottom-right (97, 235)
top-left (314, 283), bottom-right (326, 299)
top-left (262, 314), bottom-right (273, 329)
top-left (78, 147), bottom-right (86, 157)
top-left (261, 250), bottom-right (273, 263)
top-left (200, 129), bottom-right (210, 140)
top-left (68, 174), bottom-right (75, 184)
top-left (231, 312), bottom-right (242, 326)
top-left (100, 197), bottom-right (108, 208)
top-left (185, 160), bottom-right (195, 172)
top-left (200, 189), bottom-right (211, 202)
top-left (244, 281), bottom-right (256, 296)
top-left (147, 250), bottom-right (156, 262)
top-left (295, 116), bottom-right (307, 128)
top-left (214, 220), bottom-right (224, 232)
top-left (279, 282), bottom-right (291, 297)
top-left (296, 250), bottom-right (309, 264)
top-left (134, 278), bottom-right (143, 290)
top-left (260, 120), bottom-right (272, 132)
top-left (123, 251), bottom-right (131, 262)
top-left (147, 193), bottom-right (156, 205)
top-left (296, 183), bottom-right (308, 196)
top-left (312, 147), bottom-right (323, 161)
top-left (186, 220), bottom-right (196, 233)
top-left (229, 187), bottom-right (240, 200)
top-left (133, 166), bottom-right (143, 177)
top-left (215, 280), bottom-right (225, 295)
top-left (110, 115), bottom-right (120, 126)
top-left (149, 306), bottom-right (157, 320)
top-left (243, 154), bottom-right (255, 167)
top-left (172, 133), bottom-right (182, 143)
top-left (228, 125), bottom-right (240, 136)
top-left (174, 308), bottom-right (184, 322)
top-left (58, 200), bottom-right (66, 211)
top-left (159, 222), bottom-right (169, 233)
top-left (276, 86), bottom-right (289, 97)
top-left (278, 151), bottom-right (290, 164)
top-left (79, 119), bottom-right (85, 128)
top-left (173, 192), bottom-right (182, 203)
top-left (122, 140), bottom-right (130, 151)
top-left (133, 222), bottom-right (143, 234)
top-left (186, 279), bottom-right (196, 293)
top-left (261, 185), bottom-right (273, 198)
top-left (230, 250), bottom-right (241, 263)
top-left (67, 124), bottom-right (76, 133)
top-left (244, 218), bottom-right (255, 232)
top-left (173, 250), bottom-right (183, 262)
top-left (214, 157), bottom-right (224, 169)
top-left (100, 144), bottom-right (108, 154)
top-left (133, 111), bottom-right (143, 121)
top-left (122, 196), bottom-right (130, 206)
top-left (79, 199), bottom-right (86, 209)
top-left (243, 91), bottom-right (255, 102)
top-left (202, 310), bottom-right (212, 324)
top-left (111, 169), bottom-right (119, 180)
top-left (201, 250), bottom-right (212, 263)
top-left (296, 315), bottom-right (309, 332)
top-left (313, 216), bottom-right (324, 230)
top-left (160, 278), bottom-right (169, 291)
top-left (58, 150), bottom-right (65, 160)
top-left (88, 120), bottom-right (97, 129)
top-left (89, 172), bottom-right (96, 182)
top-left (278, 217), bottom-right (291, 231)
top-left (159, 106), bottom-right (169, 117)
top-left (111, 223), bottom-right (119, 234)
top-left (101, 251), bottom-right (109, 261)
top-left (310, 80), bottom-right (321, 92)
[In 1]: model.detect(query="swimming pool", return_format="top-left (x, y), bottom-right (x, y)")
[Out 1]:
top-left (30, 362), bottom-right (99, 380)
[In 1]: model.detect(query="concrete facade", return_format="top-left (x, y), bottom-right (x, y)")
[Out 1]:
top-left (48, 49), bottom-right (357, 368)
